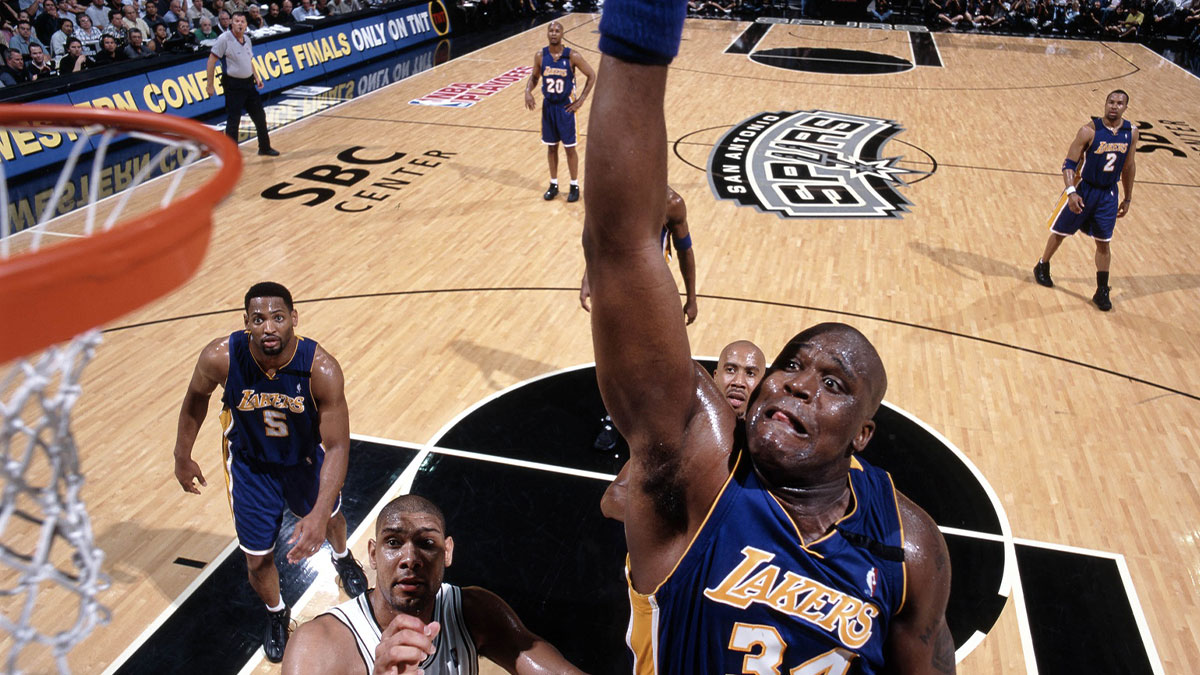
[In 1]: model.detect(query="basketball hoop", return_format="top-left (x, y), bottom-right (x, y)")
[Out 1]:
top-left (0, 105), bottom-right (241, 673)
top-left (0, 104), bottom-right (242, 363)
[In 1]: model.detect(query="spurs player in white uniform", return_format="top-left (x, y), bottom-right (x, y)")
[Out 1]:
top-left (282, 495), bottom-right (583, 675)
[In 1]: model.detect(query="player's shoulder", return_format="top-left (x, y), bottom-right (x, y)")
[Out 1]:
top-left (461, 585), bottom-right (509, 620)
top-left (896, 492), bottom-right (940, 546)
top-left (460, 585), bottom-right (525, 647)
top-left (311, 342), bottom-right (342, 374)
top-left (282, 614), bottom-right (361, 675)
top-left (895, 490), bottom-right (948, 586)
top-left (197, 334), bottom-right (231, 368)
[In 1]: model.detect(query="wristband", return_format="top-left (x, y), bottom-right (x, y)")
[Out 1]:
top-left (1065, 186), bottom-right (1076, 195)
top-left (672, 233), bottom-right (692, 251)
top-left (1062, 158), bottom-right (1078, 172)
top-left (598, 0), bottom-right (687, 65)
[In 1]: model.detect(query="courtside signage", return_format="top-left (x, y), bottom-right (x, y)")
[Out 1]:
top-left (409, 66), bottom-right (533, 108)
top-left (708, 110), bottom-right (920, 219)
top-left (2, 2), bottom-right (450, 179)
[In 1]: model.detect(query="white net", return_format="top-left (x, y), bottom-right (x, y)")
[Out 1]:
top-left (0, 332), bottom-right (109, 675)
top-left (0, 115), bottom-right (212, 673)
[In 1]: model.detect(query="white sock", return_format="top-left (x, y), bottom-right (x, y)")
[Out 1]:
top-left (549, 179), bottom-right (558, 187)
top-left (569, 180), bottom-right (579, 187)
top-left (332, 548), bottom-right (349, 559)
top-left (266, 599), bottom-right (286, 613)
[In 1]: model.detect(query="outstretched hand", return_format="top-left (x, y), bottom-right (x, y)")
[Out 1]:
top-left (286, 510), bottom-right (330, 564)
top-left (372, 615), bottom-right (440, 675)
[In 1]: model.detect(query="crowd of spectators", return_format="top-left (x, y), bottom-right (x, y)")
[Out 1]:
top-left (680, 0), bottom-right (1200, 43)
top-left (6, 0), bottom-right (1199, 88)
top-left (0, 0), bottom-right (380, 87)
top-left (924, 0), bottom-right (1200, 41)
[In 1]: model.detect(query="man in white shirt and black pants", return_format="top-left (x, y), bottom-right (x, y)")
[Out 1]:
top-left (205, 11), bottom-right (279, 156)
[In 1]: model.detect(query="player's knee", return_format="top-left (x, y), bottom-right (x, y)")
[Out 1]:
top-left (246, 551), bottom-right (274, 572)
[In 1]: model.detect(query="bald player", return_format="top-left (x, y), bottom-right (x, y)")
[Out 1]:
top-left (712, 340), bottom-right (765, 419)
top-left (282, 495), bottom-right (584, 675)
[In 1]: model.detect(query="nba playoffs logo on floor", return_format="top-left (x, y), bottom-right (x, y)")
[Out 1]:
top-left (708, 110), bottom-right (919, 219)
top-left (411, 66), bottom-right (533, 108)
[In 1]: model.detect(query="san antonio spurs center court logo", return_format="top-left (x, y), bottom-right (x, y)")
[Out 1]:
top-left (708, 110), bottom-right (922, 219)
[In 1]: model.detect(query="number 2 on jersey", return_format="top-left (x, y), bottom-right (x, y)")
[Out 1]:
top-left (729, 623), bottom-right (854, 675)
top-left (1103, 152), bottom-right (1117, 172)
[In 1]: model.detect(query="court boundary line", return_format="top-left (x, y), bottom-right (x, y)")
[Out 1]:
top-left (672, 127), bottom-right (1200, 190)
top-left (100, 539), bottom-right (243, 675)
top-left (1139, 42), bottom-right (1200, 83)
top-left (99, 287), bottom-right (1200, 402)
top-left (786, 29), bottom-right (895, 45)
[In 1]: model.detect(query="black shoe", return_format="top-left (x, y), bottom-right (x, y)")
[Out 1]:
top-left (332, 551), bottom-right (369, 597)
top-left (1093, 286), bottom-right (1112, 311)
top-left (263, 607), bottom-right (290, 663)
top-left (1033, 261), bottom-right (1053, 288)
top-left (543, 183), bottom-right (559, 200)
top-left (567, 184), bottom-right (580, 202)
top-left (258, 147), bottom-right (280, 156)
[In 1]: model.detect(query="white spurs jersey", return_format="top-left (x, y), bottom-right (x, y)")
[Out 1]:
top-left (323, 583), bottom-right (479, 675)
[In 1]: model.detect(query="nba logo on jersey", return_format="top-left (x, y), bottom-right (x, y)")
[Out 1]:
top-left (866, 567), bottom-right (878, 597)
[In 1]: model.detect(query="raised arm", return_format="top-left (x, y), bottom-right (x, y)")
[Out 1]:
top-left (1118, 126), bottom-right (1137, 217)
top-left (565, 50), bottom-right (595, 113)
top-left (584, 1), bottom-right (732, 590)
top-left (583, 53), bottom-right (691, 462)
top-left (881, 496), bottom-right (955, 675)
top-left (463, 586), bottom-right (584, 675)
top-left (524, 49), bottom-right (540, 111)
top-left (286, 346), bottom-right (350, 563)
top-left (172, 337), bottom-right (229, 494)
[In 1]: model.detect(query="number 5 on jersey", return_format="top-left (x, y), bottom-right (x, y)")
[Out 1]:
top-left (263, 410), bottom-right (290, 437)
top-left (729, 623), bottom-right (854, 675)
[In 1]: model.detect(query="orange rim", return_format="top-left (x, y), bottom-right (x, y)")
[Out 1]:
top-left (0, 105), bottom-right (243, 363)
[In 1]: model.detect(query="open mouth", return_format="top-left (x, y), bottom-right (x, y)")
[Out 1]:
top-left (767, 407), bottom-right (809, 436)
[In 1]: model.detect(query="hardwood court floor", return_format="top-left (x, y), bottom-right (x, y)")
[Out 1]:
top-left (5, 14), bottom-right (1198, 675)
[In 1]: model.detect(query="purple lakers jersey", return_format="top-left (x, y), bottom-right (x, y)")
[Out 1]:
top-left (540, 46), bottom-right (574, 105)
top-left (1080, 117), bottom-right (1132, 188)
top-left (220, 330), bottom-right (321, 466)
top-left (627, 452), bottom-right (906, 674)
